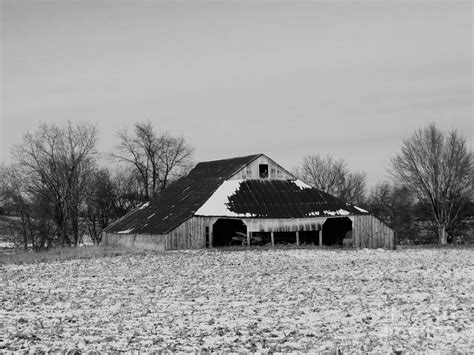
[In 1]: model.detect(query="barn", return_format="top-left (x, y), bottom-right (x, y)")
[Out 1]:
top-left (102, 154), bottom-right (394, 250)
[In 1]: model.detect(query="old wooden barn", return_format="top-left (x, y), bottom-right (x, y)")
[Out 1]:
top-left (103, 154), bottom-right (394, 250)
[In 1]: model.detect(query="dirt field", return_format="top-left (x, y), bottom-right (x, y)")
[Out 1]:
top-left (1, 247), bottom-right (472, 352)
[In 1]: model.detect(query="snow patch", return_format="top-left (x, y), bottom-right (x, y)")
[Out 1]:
top-left (195, 180), bottom-right (256, 217)
top-left (293, 179), bottom-right (312, 190)
top-left (139, 202), bottom-right (150, 209)
top-left (0, 241), bottom-right (15, 248)
top-left (117, 228), bottom-right (134, 234)
top-left (307, 211), bottom-right (320, 217)
top-left (353, 205), bottom-right (368, 213)
top-left (323, 209), bottom-right (351, 216)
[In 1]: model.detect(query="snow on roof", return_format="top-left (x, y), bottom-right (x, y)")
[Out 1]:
top-left (117, 228), bottom-right (134, 234)
top-left (105, 154), bottom-right (371, 235)
top-left (196, 179), bottom-right (368, 219)
top-left (195, 180), bottom-right (256, 217)
top-left (353, 205), bottom-right (368, 213)
top-left (293, 179), bottom-right (312, 190)
top-left (139, 202), bottom-right (150, 209)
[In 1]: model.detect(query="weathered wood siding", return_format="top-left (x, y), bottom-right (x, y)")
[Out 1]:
top-left (166, 217), bottom-right (209, 250)
top-left (104, 214), bottom-right (394, 250)
top-left (352, 215), bottom-right (394, 249)
top-left (102, 232), bottom-right (166, 251)
top-left (230, 155), bottom-right (295, 180)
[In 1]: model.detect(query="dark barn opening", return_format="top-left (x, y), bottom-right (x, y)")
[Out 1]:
top-left (259, 164), bottom-right (269, 178)
top-left (323, 217), bottom-right (352, 246)
top-left (212, 219), bottom-right (247, 246)
top-left (274, 231), bottom-right (297, 244)
top-left (252, 232), bottom-right (271, 245)
top-left (300, 230), bottom-right (320, 245)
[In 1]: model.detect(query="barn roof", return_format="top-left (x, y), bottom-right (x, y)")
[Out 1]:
top-left (195, 179), bottom-right (368, 218)
top-left (104, 154), bottom-right (262, 235)
top-left (104, 154), bottom-right (369, 236)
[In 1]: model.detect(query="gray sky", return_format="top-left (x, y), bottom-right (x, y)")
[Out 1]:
top-left (1, 0), bottom-right (472, 187)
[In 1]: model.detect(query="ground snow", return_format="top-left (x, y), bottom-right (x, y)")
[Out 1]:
top-left (1, 248), bottom-right (472, 352)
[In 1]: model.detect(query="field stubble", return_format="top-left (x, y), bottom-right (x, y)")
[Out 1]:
top-left (1, 247), bottom-right (472, 352)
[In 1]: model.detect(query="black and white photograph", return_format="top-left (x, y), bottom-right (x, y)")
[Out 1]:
top-left (1, 0), bottom-right (472, 352)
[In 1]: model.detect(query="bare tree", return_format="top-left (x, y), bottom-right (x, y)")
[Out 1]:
top-left (157, 133), bottom-right (194, 190)
top-left (115, 127), bottom-right (151, 199)
top-left (111, 167), bottom-right (145, 216)
top-left (114, 121), bottom-right (194, 198)
top-left (390, 123), bottom-right (473, 244)
top-left (297, 154), bottom-right (367, 205)
top-left (367, 182), bottom-right (421, 244)
top-left (83, 168), bottom-right (116, 244)
top-left (1, 165), bottom-right (33, 249)
top-left (12, 122), bottom-right (98, 247)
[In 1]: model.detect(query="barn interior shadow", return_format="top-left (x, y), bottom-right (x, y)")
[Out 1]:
top-left (323, 217), bottom-right (352, 246)
top-left (212, 219), bottom-right (247, 246)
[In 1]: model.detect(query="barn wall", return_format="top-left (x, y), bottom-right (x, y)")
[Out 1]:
top-left (102, 232), bottom-right (166, 251)
top-left (230, 155), bottom-right (295, 180)
top-left (166, 217), bottom-right (212, 250)
top-left (352, 215), bottom-right (394, 249)
top-left (244, 217), bottom-right (326, 232)
top-left (103, 214), bottom-right (394, 250)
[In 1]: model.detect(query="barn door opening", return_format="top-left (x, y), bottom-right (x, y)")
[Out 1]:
top-left (273, 232), bottom-right (297, 244)
top-left (212, 219), bottom-right (247, 246)
top-left (322, 217), bottom-right (352, 246)
top-left (300, 231), bottom-right (319, 245)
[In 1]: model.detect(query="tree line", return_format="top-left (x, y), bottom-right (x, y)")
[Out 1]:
top-left (0, 121), bottom-right (193, 249)
top-left (297, 123), bottom-right (473, 245)
top-left (0, 121), bottom-right (472, 249)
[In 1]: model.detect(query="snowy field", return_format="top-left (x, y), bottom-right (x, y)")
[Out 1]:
top-left (1, 248), bottom-right (473, 352)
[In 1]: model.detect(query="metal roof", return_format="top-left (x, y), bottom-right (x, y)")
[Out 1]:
top-left (104, 154), bottom-right (262, 235)
top-left (104, 154), bottom-right (369, 236)
top-left (232, 180), bottom-right (367, 217)
top-left (195, 179), bottom-right (368, 218)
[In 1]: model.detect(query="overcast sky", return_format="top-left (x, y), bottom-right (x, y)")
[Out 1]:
top-left (1, 0), bottom-right (472, 187)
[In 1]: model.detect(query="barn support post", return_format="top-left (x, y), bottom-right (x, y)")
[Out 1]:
top-left (271, 232), bottom-right (275, 247)
top-left (296, 231), bottom-right (300, 246)
top-left (247, 230), bottom-right (251, 247)
top-left (318, 229), bottom-right (323, 247)
top-left (209, 224), bottom-right (213, 248)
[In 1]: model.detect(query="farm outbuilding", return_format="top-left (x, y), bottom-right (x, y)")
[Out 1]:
top-left (103, 154), bottom-right (394, 250)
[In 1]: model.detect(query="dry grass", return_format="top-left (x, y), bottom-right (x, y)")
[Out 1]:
top-left (0, 244), bottom-right (342, 265)
top-left (0, 245), bottom-right (149, 265)
top-left (1, 242), bottom-right (472, 266)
